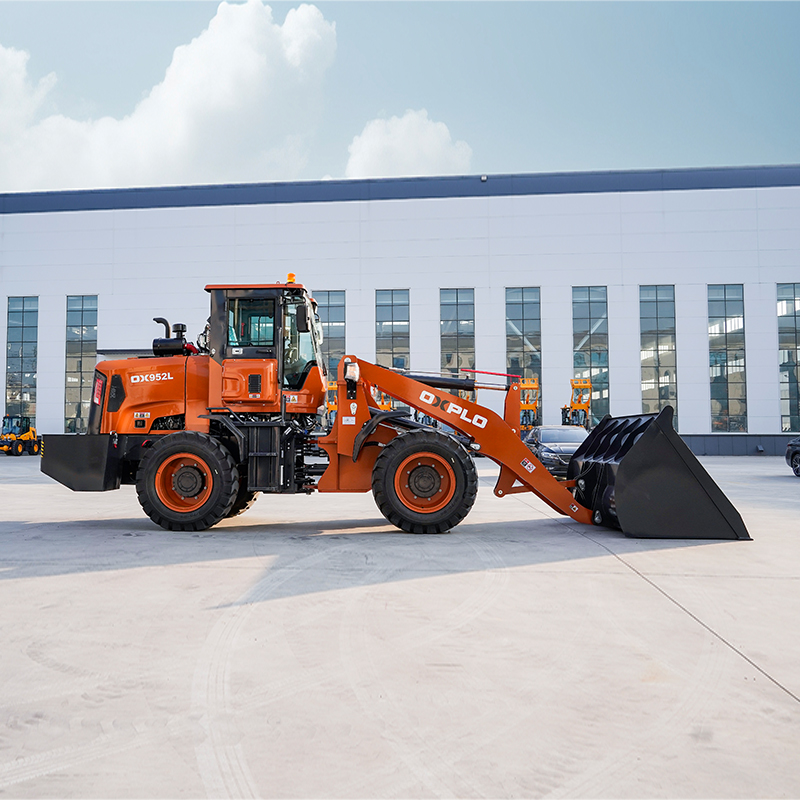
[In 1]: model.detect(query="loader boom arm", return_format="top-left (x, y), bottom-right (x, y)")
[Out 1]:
top-left (343, 358), bottom-right (594, 526)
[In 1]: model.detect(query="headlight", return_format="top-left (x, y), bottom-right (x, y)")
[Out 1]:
top-left (539, 450), bottom-right (560, 462)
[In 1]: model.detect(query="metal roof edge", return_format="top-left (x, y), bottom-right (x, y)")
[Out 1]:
top-left (2, 164), bottom-right (800, 215)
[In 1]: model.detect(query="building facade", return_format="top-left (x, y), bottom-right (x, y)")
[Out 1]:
top-left (2, 166), bottom-right (799, 452)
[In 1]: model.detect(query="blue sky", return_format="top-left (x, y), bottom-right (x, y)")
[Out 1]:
top-left (1, 1), bottom-right (799, 191)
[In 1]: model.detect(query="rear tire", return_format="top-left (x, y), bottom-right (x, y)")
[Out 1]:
top-left (226, 483), bottom-right (259, 518)
top-left (136, 432), bottom-right (239, 531)
top-left (792, 453), bottom-right (800, 478)
top-left (29, 440), bottom-right (40, 456)
top-left (372, 430), bottom-right (478, 534)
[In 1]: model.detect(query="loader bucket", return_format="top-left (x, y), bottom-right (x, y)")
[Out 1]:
top-left (567, 406), bottom-right (750, 540)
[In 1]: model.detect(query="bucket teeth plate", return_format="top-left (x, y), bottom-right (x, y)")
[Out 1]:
top-left (567, 407), bottom-right (750, 540)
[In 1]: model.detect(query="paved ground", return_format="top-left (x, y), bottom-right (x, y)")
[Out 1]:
top-left (0, 453), bottom-right (798, 799)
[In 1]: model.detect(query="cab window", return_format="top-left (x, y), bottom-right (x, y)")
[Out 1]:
top-left (228, 299), bottom-right (275, 347)
top-left (284, 301), bottom-right (317, 389)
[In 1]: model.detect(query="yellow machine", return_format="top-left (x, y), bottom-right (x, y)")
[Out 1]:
top-left (561, 379), bottom-right (591, 427)
top-left (519, 377), bottom-right (540, 432)
top-left (1, 415), bottom-right (41, 456)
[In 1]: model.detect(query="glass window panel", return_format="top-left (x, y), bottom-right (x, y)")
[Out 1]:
top-left (639, 285), bottom-right (657, 301)
top-left (589, 286), bottom-right (606, 301)
top-left (708, 300), bottom-right (726, 317)
top-left (725, 285), bottom-right (744, 300)
top-left (657, 350), bottom-right (676, 368)
top-left (726, 300), bottom-right (744, 317)
top-left (523, 287), bottom-right (540, 302)
top-left (657, 285), bottom-right (675, 301)
top-left (522, 303), bottom-right (540, 320)
top-left (572, 286), bottom-right (589, 302)
top-left (658, 301), bottom-right (675, 319)
top-left (441, 319), bottom-right (457, 335)
top-left (327, 306), bottom-right (345, 323)
top-left (440, 289), bottom-right (457, 304)
top-left (589, 302), bottom-right (607, 319)
top-left (573, 333), bottom-right (590, 350)
top-left (573, 302), bottom-right (590, 319)
top-left (506, 287), bottom-right (522, 302)
top-left (640, 301), bottom-right (658, 318)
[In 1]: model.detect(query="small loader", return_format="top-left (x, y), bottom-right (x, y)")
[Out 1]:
top-left (1, 415), bottom-right (41, 456)
top-left (41, 279), bottom-right (749, 540)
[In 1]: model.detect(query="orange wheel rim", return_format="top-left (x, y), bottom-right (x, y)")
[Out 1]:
top-left (394, 451), bottom-right (456, 513)
top-left (154, 452), bottom-right (213, 513)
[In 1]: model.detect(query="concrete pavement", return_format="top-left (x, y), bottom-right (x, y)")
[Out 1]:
top-left (0, 454), bottom-right (798, 798)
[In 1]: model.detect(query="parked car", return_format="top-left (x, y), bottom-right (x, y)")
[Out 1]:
top-left (787, 436), bottom-right (800, 477)
top-left (524, 425), bottom-right (589, 477)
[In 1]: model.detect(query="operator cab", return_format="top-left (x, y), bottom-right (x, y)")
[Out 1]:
top-left (2, 415), bottom-right (30, 436)
top-left (205, 280), bottom-right (326, 414)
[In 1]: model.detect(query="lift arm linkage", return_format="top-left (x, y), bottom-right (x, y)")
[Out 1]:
top-left (337, 357), bottom-right (594, 526)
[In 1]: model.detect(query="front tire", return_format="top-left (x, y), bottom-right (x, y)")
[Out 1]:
top-left (136, 432), bottom-right (239, 531)
top-left (11, 440), bottom-right (24, 457)
top-left (792, 453), bottom-right (800, 478)
top-left (372, 430), bottom-right (478, 534)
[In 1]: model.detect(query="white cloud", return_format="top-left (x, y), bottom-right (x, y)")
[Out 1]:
top-left (0, 1), bottom-right (336, 191)
top-left (345, 109), bottom-right (472, 179)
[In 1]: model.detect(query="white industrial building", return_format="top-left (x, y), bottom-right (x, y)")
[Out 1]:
top-left (2, 165), bottom-right (799, 454)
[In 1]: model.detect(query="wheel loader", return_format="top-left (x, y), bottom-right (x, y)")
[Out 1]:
top-left (1, 415), bottom-right (41, 456)
top-left (40, 279), bottom-right (750, 540)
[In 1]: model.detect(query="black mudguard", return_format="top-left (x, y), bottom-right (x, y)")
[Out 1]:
top-left (41, 434), bottom-right (122, 491)
top-left (568, 407), bottom-right (751, 540)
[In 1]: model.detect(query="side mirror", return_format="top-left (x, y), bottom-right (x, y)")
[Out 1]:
top-left (296, 304), bottom-right (310, 333)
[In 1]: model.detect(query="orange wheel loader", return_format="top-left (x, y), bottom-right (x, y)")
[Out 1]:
top-left (40, 280), bottom-right (750, 540)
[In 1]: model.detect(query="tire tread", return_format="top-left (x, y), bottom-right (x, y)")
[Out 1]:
top-left (136, 432), bottom-right (239, 531)
top-left (372, 430), bottom-right (477, 534)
